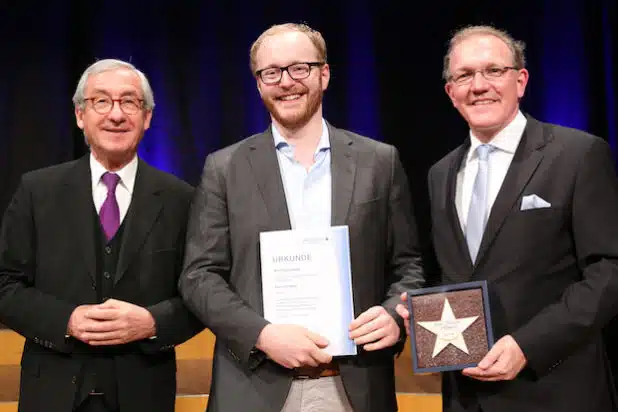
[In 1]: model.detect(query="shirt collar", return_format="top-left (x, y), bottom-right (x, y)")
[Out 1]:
top-left (467, 110), bottom-right (527, 162)
top-left (90, 153), bottom-right (138, 194)
top-left (272, 119), bottom-right (331, 153)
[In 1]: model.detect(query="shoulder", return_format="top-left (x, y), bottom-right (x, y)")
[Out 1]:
top-left (139, 161), bottom-right (194, 201)
top-left (332, 127), bottom-right (398, 158)
top-left (20, 158), bottom-right (83, 190)
top-left (543, 121), bottom-right (607, 152)
top-left (429, 145), bottom-right (464, 178)
top-left (205, 132), bottom-right (266, 170)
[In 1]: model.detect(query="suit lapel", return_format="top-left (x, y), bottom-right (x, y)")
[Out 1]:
top-left (115, 159), bottom-right (162, 284)
top-left (444, 143), bottom-right (474, 270)
top-left (329, 126), bottom-right (356, 226)
top-left (474, 116), bottom-right (548, 267)
top-left (63, 156), bottom-right (97, 284)
top-left (247, 130), bottom-right (291, 231)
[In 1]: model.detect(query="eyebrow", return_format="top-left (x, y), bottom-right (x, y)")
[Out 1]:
top-left (455, 63), bottom-right (506, 72)
top-left (90, 88), bottom-right (141, 97)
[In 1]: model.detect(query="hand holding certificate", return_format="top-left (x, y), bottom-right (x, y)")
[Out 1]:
top-left (259, 226), bottom-right (357, 357)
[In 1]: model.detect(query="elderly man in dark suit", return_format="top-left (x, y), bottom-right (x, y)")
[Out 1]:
top-left (0, 59), bottom-right (202, 412)
top-left (179, 23), bottom-right (425, 412)
top-left (397, 25), bottom-right (618, 412)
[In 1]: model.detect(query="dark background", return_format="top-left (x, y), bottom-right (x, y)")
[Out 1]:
top-left (1, 0), bottom-right (617, 387)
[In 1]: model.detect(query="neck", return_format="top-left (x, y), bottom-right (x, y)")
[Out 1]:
top-left (93, 150), bottom-right (135, 172)
top-left (473, 131), bottom-right (498, 144)
top-left (472, 109), bottom-right (520, 143)
top-left (273, 111), bottom-right (323, 151)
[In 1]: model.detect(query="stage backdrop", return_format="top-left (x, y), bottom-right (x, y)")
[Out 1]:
top-left (0, 0), bottom-right (617, 398)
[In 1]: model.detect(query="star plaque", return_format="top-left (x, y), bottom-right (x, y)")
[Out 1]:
top-left (406, 281), bottom-right (494, 373)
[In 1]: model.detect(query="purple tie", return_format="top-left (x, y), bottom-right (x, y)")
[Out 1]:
top-left (100, 172), bottom-right (121, 241)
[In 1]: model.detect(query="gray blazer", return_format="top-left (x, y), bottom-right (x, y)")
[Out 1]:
top-left (179, 124), bottom-right (425, 412)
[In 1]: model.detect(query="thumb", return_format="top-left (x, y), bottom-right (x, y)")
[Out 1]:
top-left (306, 330), bottom-right (330, 348)
top-left (395, 303), bottom-right (409, 320)
top-left (98, 298), bottom-right (120, 308)
top-left (478, 341), bottom-right (503, 370)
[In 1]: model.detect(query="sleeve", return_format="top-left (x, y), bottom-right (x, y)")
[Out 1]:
top-left (141, 205), bottom-right (205, 353)
top-left (0, 177), bottom-right (77, 353)
top-left (380, 146), bottom-right (426, 344)
top-left (512, 138), bottom-right (618, 375)
top-left (178, 153), bottom-right (269, 368)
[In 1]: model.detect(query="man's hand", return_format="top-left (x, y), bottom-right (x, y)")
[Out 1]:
top-left (77, 299), bottom-right (156, 346)
top-left (463, 335), bottom-right (527, 381)
top-left (255, 324), bottom-right (332, 369)
top-left (67, 304), bottom-right (97, 343)
top-left (395, 292), bottom-right (411, 336)
top-left (349, 305), bottom-right (400, 351)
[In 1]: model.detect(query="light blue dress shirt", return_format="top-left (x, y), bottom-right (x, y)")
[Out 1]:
top-left (272, 120), bottom-right (332, 230)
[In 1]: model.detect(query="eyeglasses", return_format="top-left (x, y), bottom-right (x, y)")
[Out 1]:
top-left (84, 96), bottom-right (145, 115)
top-left (255, 62), bottom-right (325, 85)
top-left (449, 66), bottom-right (518, 85)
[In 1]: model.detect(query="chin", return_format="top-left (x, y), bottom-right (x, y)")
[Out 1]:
top-left (468, 114), bottom-right (502, 128)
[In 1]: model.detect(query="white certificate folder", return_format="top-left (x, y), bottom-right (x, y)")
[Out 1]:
top-left (259, 226), bottom-right (357, 356)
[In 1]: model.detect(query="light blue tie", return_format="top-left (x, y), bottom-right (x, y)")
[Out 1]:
top-left (466, 144), bottom-right (494, 263)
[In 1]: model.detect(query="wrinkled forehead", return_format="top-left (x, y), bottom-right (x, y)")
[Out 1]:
top-left (86, 68), bottom-right (143, 96)
top-left (450, 34), bottom-right (514, 71)
top-left (255, 31), bottom-right (320, 69)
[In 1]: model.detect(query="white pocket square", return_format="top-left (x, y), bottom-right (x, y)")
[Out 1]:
top-left (521, 194), bottom-right (551, 211)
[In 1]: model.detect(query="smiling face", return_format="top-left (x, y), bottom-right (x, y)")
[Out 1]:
top-left (75, 68), bottom-right (152, 168)
top-left (254, 30), bottom-right (330, 131)
top-left (445, 34), bottom-right (529, 141)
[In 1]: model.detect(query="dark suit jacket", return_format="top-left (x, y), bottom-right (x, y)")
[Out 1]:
top-left (179, 124), bottom-right (425, 412)
top-left (429, 115), bottom-right (618, 412)
top-left (0, 156), bottom-right (202, 412)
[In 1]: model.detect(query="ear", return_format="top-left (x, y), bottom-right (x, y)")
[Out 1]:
top-left (256, 77), bottom-right (265, 97)
top-left (516, 68), bottom-right (529, 99)
top-left (143, 110), bottom-right (153, 130)
top-left (444, 82), bottom-right (457, 107)
top-left (321, 63), bottom-right (330, 91)
top-left (75, 106), bottom-right (85, 129)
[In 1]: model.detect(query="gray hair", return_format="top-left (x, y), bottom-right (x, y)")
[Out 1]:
top-left (72, 59), bottom-right (155, 110)
top-left (443, 25), bottom-right (527, 81)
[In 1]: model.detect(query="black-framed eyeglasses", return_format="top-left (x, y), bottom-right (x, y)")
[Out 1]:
top-left (255, 62), bottom-right (325, 85)
top-left (84, 96), bottom-right (145, 115)
top-left (449, 66), bottom-right (518, 85)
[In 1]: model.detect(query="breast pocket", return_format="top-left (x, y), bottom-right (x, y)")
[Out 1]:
top-left (507, 206), bottom-right (568, 252)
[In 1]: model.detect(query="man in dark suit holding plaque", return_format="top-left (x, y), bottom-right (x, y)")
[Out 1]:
top-left (397, 25), bottom-right (618, 411)
top-left (0, 59), bottom-right (202, 412)
top-left (179, 23), bottom-right (425, 412)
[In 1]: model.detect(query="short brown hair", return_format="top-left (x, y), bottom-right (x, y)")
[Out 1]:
top-left (443, 25), bottom-right (526, 81)
top-left (249, 23), bottom-right (327, 74)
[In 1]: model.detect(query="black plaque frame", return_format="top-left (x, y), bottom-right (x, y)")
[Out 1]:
top-left (407, 280), bottom-right (494, 373)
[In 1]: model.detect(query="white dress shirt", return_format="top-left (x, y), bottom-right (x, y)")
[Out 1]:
top-left (90, 154), bottom-right (138, 224)
top-left (456, 111), bottom-right (527, 231)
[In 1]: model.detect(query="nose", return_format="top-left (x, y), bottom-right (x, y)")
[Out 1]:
top-left (279, 69), bottom-right (296, 87)
top-left (470, 71), bottom-right (490, 92)
top-left (107, 101), bottom-right (126, 121)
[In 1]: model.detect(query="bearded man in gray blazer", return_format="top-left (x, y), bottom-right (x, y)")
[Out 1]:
top-left (179, 23), bottom-right (425, 412)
